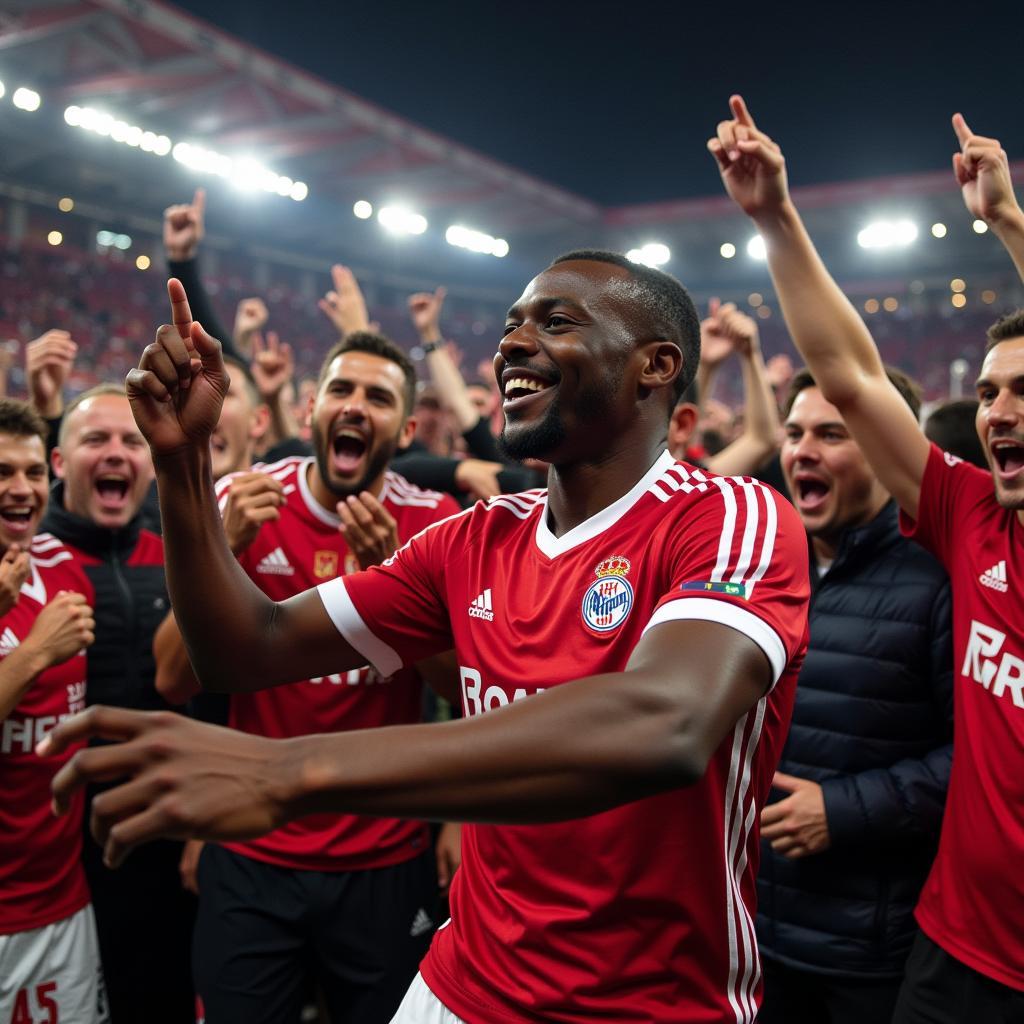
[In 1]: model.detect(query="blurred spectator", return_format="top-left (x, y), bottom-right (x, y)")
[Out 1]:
top-left (923, 399), bottom-right (986, 468)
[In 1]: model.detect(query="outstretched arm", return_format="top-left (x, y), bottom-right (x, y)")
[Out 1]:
top-left (44, 617), bottom-right (770, 868)
top-left (129, 279), bottom-right (364, 692)
top-left (709, 95), bottom-right (928, 518)
top-left (952, 113), bottom-right (1024, 283)
top-left (704, 304), bottom-right (781, 477)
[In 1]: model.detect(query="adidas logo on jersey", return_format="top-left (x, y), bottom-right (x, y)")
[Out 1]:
top-left (0, 627), bottom-right (18, 656)
top-left (469, 589), bottom-right (494, 621)
top-left (979, 560), bottom-right (1008, 593)
top-left (409, 907), bottom-right (434, 938)
top-left (255, 548), bottom-right (295, 576)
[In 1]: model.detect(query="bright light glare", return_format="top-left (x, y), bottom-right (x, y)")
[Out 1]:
top-left (136, 255), bottom-right (151, 270)
top-left (12, 87), bottom-right (40, 112)
top-left (0, 81), bottom-right (5, 100)
top-left (446, 225), bottom-right (509, 258)
top-left (973, 219), bottom-right (988, 234)
top-left (856, 219), bottom-right (918, 250)
top-left (747, 235), bottom-right (766, 260)
top-left (951, 293), bottom-right (967, 308)
top-left (290, 181), bottom-right (308, 201)
top-left (58, 197), bottom-right (74, 213)
top-left (378, 206), bottom-right (427, 235)
top-left (47, 231), bottom-right (62, 246)
top-left (96, 231), bottom-right (130, 250)
top-left (950, 278), bottom-right (966, 293)
top-left (720, 242), bottom-right (736, 259)
top-left (931, 222), bottom-right (947, 238)
top-left (626, 242), bottom-right (670, 268)
top-left (353, 200), bottom-right (373, 219)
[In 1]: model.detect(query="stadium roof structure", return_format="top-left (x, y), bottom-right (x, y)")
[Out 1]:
top-left (0, 0), bottom-right (1022, 304)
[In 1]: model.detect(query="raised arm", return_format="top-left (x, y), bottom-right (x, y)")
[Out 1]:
top-left (709, 95), bottom-right (928, 518)
top-left (45, 616), bottom-right (770, 867)
top-left (703, 303), bottom-right (781, 477)
top-left (128, 279), bottom-right (364, 692)
top-left (952, 113), bottom-right (1024, 283)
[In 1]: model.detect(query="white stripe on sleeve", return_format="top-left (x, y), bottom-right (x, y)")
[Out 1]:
top-left (316, 577), bottom-right (403, 678)
top-left (641, 597), bottom-right (787, 685)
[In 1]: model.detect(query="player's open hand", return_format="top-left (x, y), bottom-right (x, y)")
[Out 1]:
top-left (126, 279), bottom-right (228, 456)
top-left (0, 544), bottom-right (30, 616)
top-left (338, 491), bottom-right (400, 569)
top-left (223, 472), bottom-right (286, 554)
top-left (39, 706), bottom-right (295, 868)
top-left (952, 113), bottom-right (1021, 228)
top-left (708, 95), bottom-right (789, 219)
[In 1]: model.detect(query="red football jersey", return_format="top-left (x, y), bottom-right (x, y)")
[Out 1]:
top-left (216, 458), bottom-right (461, 871)
top-left (319, 452), bottom-right (809, 1023)
top-left (900, 444), bottom-right (1024, 991)
top-left (0, 533), bottom-right (92, 934)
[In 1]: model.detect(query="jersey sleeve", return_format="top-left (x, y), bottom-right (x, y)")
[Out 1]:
top-left (898, 442), bottom-right (992, 568)
top-left (315, 511), bottom-right (466, 676)
top-left (644, 478), bottom-right (809, 686)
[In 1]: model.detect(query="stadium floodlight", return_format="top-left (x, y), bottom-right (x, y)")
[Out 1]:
top-left (747, 235), bottom-right (767, 260)
top-left (931, 222), bottom-right (947, 238)
top-left (12, 87), bottom-right (40, 112)
top-left (47, 231), bottom-right (62, 247)
top-left (290, 181), bottom-right (308, 202)
top-left (856, 219), bottom-right (918, 250)
top-left (973, 219), bottom-right (988, 234)
top-left (64, 105), bottom-right (82, 126)
top-left (720, 242), bottom-right (736, 259)
top-left (113, 234), bottom-right (131, 250)
top-left (0, 81), bottom-right (5, 100)
top-left (96, 231), bottom-right (115, 247)
top-left (378, 206), bottom-right (427, 235)
top-left (626, 243), bottom-right (670, 268)
top-left (446, 225), bottom-right (509, 258)
top-left (58, 197), bottom-right (74, 213)
top-left (136, 255), bottom-right (151, 270)
top-left (353, 200), bottom-right (373, 220)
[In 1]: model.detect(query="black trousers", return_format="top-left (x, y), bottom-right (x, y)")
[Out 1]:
top-left (193, 843), bottom-right (437, 1024)
top-left (81, 821), bottom-right (196, 1023)
top-left (892, 931), bottom-right (1024, 1024)
top-left (758, 956), bottom-right (903, 1024)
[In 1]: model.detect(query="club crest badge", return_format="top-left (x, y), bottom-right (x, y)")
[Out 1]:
top-left (314, 550), bottom-right (340, 579)
top-left (582, 556), bottom-right (634, 633)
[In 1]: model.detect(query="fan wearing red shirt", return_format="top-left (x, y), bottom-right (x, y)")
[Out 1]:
top-left (46, 256), bottom-right (810, 1023)
top-left (0, 399), bottom-right (101, 1023)
top-left (708, 95), bottom-right (1024, 1021)
top-left (159, 337), bottom-right (461, 1024)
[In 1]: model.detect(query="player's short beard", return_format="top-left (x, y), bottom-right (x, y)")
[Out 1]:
top-left (313, 423), bottom-right (398, 499)
top-left (498, 374), bottom-right (615, 463)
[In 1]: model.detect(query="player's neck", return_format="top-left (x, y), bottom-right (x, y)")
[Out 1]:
top-left (545, 440), bottom-right (666, 538)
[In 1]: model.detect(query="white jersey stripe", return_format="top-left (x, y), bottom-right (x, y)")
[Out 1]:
top-left (30, 551), bottom-right (74, 569)
top-left (710, 477), bottom-right (739, 583)
top-left (746, 483), bottom-right (779, 597)
top-left (729, 479), bottom-right (760, 585)
top-left (486, 498), bottom-right (540, 520)
top-left (723, 708), bottom-right (751, 1023)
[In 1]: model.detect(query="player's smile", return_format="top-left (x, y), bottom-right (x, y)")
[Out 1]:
top-left (500, 367), bottom-right (558, 416)
top-left (329, 422), bottom-right (371, 478)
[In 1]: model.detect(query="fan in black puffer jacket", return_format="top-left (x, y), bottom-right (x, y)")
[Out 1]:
top-left (756, 500), bottom-right (953, 1021)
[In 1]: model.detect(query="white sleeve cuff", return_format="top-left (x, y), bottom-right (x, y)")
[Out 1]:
top-left (316, 577), bottom-right (403, 678)
top-left (642, 596), bottom-right (787, 685)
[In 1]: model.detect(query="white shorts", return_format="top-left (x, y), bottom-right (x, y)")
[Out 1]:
top-left (390, 973), bottom-right (467, 1024)
top-left (0, 904), bottom-right (108, 1024)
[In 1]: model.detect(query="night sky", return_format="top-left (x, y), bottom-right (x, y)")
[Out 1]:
top-left (175, 1), bottom-right (1022, 206)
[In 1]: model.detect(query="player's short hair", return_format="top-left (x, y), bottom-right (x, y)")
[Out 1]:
top-left (783, 365), bottom-right (922, 421)
top-left (58, 383), bottom-right (127, 447)
top-left (923, 399), bottom-right (986, 468)
top-left (223, 353), bottom-right (260, 408)
top-left (985, 309), bottom-right (1024, 352)
top-left (0, 398), bottom-right (48, 449)
top-left (550, 250), bottom-right (701, 405)
top-left (316, 331), bottom-right (417, 417)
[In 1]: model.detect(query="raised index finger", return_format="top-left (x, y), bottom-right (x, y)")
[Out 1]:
top-left (952, 112), bottom-right (973, 147)
top-left (167, 278), bottom-right (194, 344)
top-left (730, 94), bottom-right (756, 128)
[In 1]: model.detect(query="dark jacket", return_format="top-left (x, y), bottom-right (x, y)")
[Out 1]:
top-left (41, 482), bottom-right (172, 711)
top-left (756, 502), bottom-right (953, 978)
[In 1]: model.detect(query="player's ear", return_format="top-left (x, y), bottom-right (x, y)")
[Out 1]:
top-left (669, 402), bottom-right (698, 456)
top-left (397, 415), bottom-right (417, 451)
top-left (51, 446), bottom-right (66, 480)
top-left (637, 339), bottom-right (682, 397)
